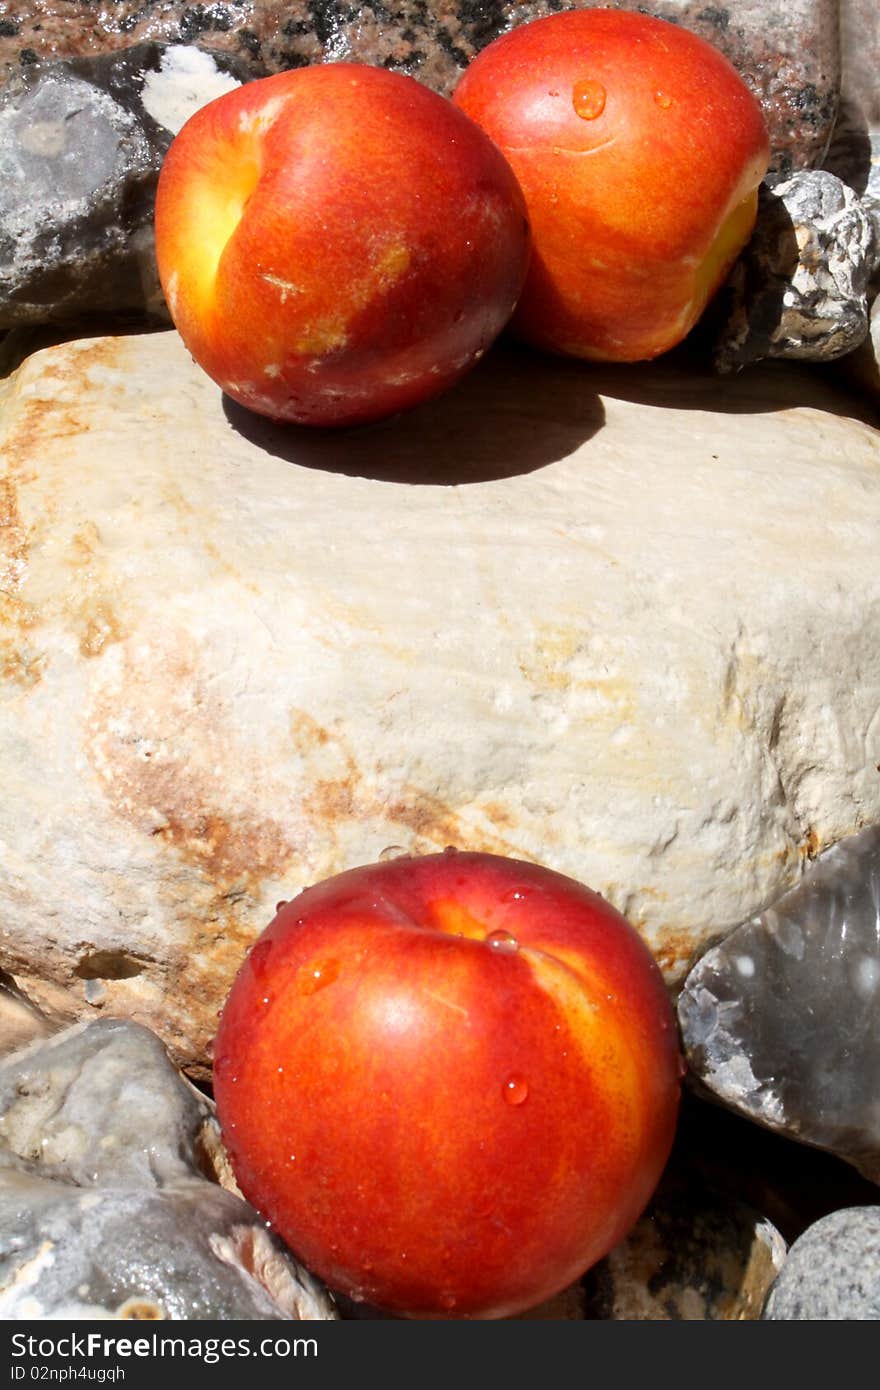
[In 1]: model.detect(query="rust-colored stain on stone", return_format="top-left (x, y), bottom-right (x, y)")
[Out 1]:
top-left (85, 631), bottom-right (294, 886)
top-left (652, 926), bottom-right (704, 978)
top-left (2, 341), bottom-right (124, 469)
top-left (0, 476), bottom-right (44, 689)
top-left (77, 600), bottom-right (125, 658)
top-left (0, 477), bottom-right (26, 590)
top-left (1, 341), bottom-right (135, 685)
top-left (66, 524), bottom-right (126, 659)
top-left (291, 707), bottom-right (525, 859)
top-left (799, 825), bottom-right (821, 860)
top-left (518, 621), bottom-right (637, 723)
top-left (519, 623), bottom-right (581, 693)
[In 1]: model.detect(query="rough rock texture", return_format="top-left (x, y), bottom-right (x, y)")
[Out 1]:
top-left (0, 1), bottom-right (839, 174)
top-left (824, 0), bottom-right (880, 234)
top-left (712, 171), bottom-right (877, 370)
top-left (582, 1171), bottom-right (787, 1319)
top-left (0, 974), bottom-right (51, 1056)
top-left (1, 331), bottom-right (880, 1073)
top-left (0, 43), bottom-right (247, 329)
top-left (763, 1207), bottom-right (880, 1319)
top-left (0, 1018), bottom-right (336, 1319)
top-left (679, 825), bottom-right (880, 1183)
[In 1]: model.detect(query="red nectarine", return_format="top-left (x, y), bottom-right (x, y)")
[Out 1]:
top-left (154, 64), bottom-right (530, 427)
top-left (453, 9), bottom-right (770, 361)
top-left (213, 850), bottom-right (681, 1318)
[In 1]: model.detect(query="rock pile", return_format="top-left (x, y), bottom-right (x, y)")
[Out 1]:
top-left (0, 0), bottom-right (879, 1325)
top-left (0, 1019), bottom-right (336, 1319)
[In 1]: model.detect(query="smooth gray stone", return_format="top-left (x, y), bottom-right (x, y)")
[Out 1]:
top-left (763, 1207), bottom-right (880, 1319)
top-left (0, 1018), bottom-right (336, 1319)
top-left (0, 42), bottom-right (249, 329)
top-left (678, 824), bottom-right (880, 1183)
top-left (712, 170), bottom-right (877, 369)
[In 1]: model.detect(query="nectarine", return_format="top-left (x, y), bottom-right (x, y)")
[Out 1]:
top-left (453, 9), bottom-right (770, 361)
top-left (154, 64), bottom-right (530, 426)
top-left (213, 850), bottom-right (681, 1318)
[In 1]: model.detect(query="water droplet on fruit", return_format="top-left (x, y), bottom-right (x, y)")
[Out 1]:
top-left (439, 1293), bottom-right (458, 1311)
top-left (502, 886), bottom-right (529, 904)
top-left (655, 91), bottom-right (673, 109)
top-left (379, 845), bottom-right (409, 862)
top-left (297, 958), bottom-right (341, 995)
top-left (249, 939), bottom-right (274, 978)
top-left (572, 78), bottom-right (606, 120)
top-left (503, 1074), bottom-right (529, 1105)
top-left (275, 899), bottom-right (288, 913)
top-left (486, 929), bottom-right (519, 954)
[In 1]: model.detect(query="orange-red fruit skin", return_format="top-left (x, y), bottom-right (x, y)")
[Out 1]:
top-left (154, 64), bottom-right (530, 427)
top-left (213, 851), bottom-right (681, 1319)
top-left (453, 8), bottom-right (770, 362)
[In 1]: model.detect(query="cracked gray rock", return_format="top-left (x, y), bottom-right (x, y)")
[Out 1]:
top-left (678, 824), bottom-right (880, 1183)
top-left (0, 1018), bottom-right (337, 1319)
top-left (763, 1207), bottom-right (880, 1319)
top-left (0, 42), bottom-right (247, 329)
top-left (712, 170), bottom-right (878, 370)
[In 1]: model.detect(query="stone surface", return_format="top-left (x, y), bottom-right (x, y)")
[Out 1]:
top-left (679, 824), bottom-right (880, 1183)
top-left (763, 1207), bottom-right (880, 1319)
top-left (712, 170), bottom-right (877, 370)
top-left (659, 1089), bottom-right (880, 1251)
top-left (824, 0), bottom-right (880, 237)
top-left (0, 973), bottom-right (51, 1056)
top-left (847, 292), bottom-right (880, 401)
top-left (826, 0), bottom-right (880, 400)
top-left (0, 1018), bottom-right (336, 1319)
top-left (2, 331), bottom-right (880, 1073)
top-left (582, 1170), bottom-right (787, 1319)
top-left (0, 2), bottom-right (839, 175)
top-left (0, 42), bottom-right (247, 329)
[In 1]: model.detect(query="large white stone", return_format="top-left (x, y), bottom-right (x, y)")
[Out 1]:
top-left (1, 331), bottom-right (879, 1073)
